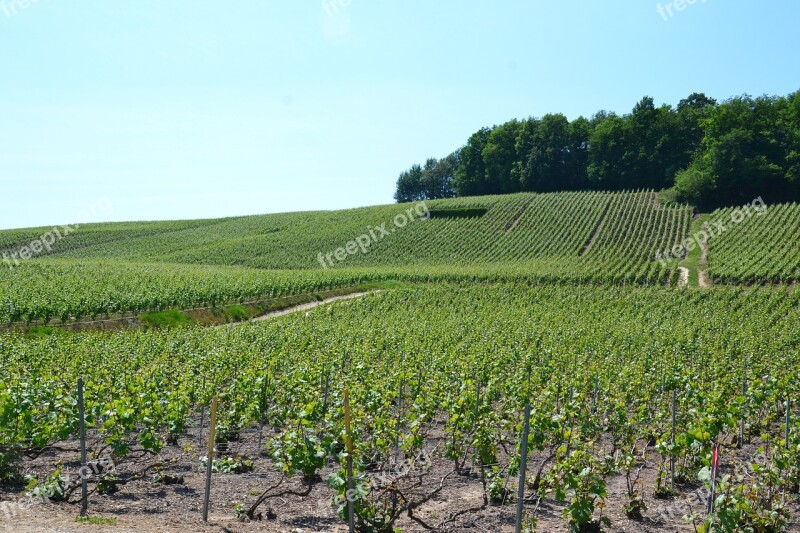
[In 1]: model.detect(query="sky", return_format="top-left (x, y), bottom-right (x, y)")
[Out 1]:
top-left (0, 0), bottom-right (798, 230)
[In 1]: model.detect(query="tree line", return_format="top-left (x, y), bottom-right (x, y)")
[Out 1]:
top-left (394, 91), bottom-right (800, 209)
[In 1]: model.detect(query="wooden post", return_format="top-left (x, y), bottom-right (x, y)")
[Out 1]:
top-left (198, 377), bottom-right (206, 446)
top-left (786, 398), bottom-right (791, 450)
top-left (474, 375), bottom-right (481, 421)
top-left (472, 375), bottom-right (481, 471)
top-left (198, 405), bottom-right (205, 446)
top-left (671, 389), bottom-right (676, 487)
top-left (78, 378), bottom-right (88, 517)
top-left (739, 376), bottom-right (747, 448)
top-left (323, 371), bottom-right (330, 412)
top-left (394, 377), bottom-right (404, 467)
top-left (515, 404), bottom-right (532, 533)
top-left (202, 396), bottom-right (219, 522)
top-left (257, 375), bottom-right (269, 454)
top-left (344, 389), bottom-right (355, 533)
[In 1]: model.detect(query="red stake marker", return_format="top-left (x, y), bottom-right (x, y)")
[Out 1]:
top-left (707, 443), bottom-right (720, 515)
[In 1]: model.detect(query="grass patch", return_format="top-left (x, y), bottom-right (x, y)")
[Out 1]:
top-left (140, 310), bottom-right (194, 330)
top-left (224, 305), bottom-right (250, 322)
top-left (75, 516), bottom-right (117, 525)
top-left (191, 285), bottom-right (384, 325)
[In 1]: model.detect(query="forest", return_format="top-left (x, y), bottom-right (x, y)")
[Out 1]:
top-left (394, 91), bottom-right (800, 209)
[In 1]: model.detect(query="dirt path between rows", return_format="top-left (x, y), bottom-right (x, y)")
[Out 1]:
top-left (251, 291), bottom-right (376, 321)
top-left (698, 223), bottom-right (712, 288)
top-left (504, 197), bottom-right (534, 233)
top-left (579, 200), bottom-right (611, 257)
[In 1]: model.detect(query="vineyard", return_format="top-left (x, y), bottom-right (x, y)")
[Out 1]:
top-left (2, 284), bottom-right (800, 531)
top-left (4, 191), bottom-right (797, 292)
top-left (0, 191), bottom-right (697, 324)
top-left (0, 261), bottom-right (381, 326)
top-left (0, 259), bottom-right (687, 326)
top-left (2, 191), bottom-right (800, 532)
top-left (707, 201), bottom-right (800, 284)
top-left (0, 191), bottom-right (690, 271)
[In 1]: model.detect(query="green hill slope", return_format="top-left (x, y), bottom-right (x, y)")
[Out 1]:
top-left (1, 190), bottom-right (799, 325)
top-left (707, 201), bottom-right (800, 283)
top-left (1, 191), bottom-right (689, 270)
top-left (0, 190), bottom-right (698, 323)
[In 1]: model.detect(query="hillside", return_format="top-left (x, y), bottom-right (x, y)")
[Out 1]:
top-left (1, 191), bottom-right (689, 270)
top-left (4, 191), bottom-right (800, 532)
top-left (3, 190), bottom-right (800, 324)
top-left (707, 202), bottom-right (800, 283)
top-left (0, 191), bottom-right (698, 323)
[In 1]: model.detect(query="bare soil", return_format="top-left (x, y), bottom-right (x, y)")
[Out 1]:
top-left (6, 415), bottom-right (798, 533)
top-left (697, 223), bottom-right (712, 288)
top-left (677, 267), bottom-right (689, 288)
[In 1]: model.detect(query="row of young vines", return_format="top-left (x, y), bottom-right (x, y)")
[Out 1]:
top-left (2, 284), bottom-right (799, 531)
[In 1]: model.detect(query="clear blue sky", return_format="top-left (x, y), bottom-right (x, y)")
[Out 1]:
top-left (1, 0), bottom-right (798, 230)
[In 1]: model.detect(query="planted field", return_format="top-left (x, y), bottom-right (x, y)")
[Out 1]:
top-left (0, 191), bottom-right (695, 324)
top-left (708, 202), bottom-right (800, 284)
top-left (2, 284), bottom-right (800, 531)
top-left (0, 257), bottom-right (686, 326)
top-left (0, 191), bottom-right (690, 271)
top-left (0, 261), bottom-right (383, 325)
top-left (3, 191), bottom-right (800, 532)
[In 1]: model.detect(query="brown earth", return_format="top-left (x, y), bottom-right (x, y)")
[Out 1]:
top-left (6, 415), bottom-right (798, 533)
